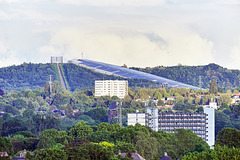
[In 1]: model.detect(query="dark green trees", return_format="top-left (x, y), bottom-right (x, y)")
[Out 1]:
top-left (210, 79), bottom-right (218, 95)
top-left (69, 121), bottom-right (93, 139)
top-left (216, 128), bottom-right (240, 148)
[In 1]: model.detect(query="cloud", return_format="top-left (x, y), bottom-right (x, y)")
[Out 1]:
top-left (0, 0), bottom-right (239, 69)
top-left (0, 42), bottom-right (22, 67)
top-left (229, 38), bottom-right (240, 69)
top-left (57, 0), bottom-right (165, 7)
top-left (37, 26), bottom-right (214, 67)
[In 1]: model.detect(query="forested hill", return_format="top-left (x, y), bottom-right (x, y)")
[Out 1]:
top-left (0, 63), bottom-right (158, 91)
top-left (131, 63), bottom-right (240, 89)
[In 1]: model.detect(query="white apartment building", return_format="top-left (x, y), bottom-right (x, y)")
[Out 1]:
top-left (95, 80), bottom-right (128, 99)
top-left (127, 111), bottom-right (146, 126)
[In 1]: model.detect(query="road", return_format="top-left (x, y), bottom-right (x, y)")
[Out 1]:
top-left (57, 63), bottom-right (66, 90)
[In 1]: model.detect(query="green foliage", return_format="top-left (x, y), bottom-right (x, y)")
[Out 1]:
top-left (66, 142), bottom-right (115, 160)
top-left (216, 128), bottom-right (240, 148)
top-left (85, 107), bottom-right (108, 122)
top-left (32, 148), bottom-right (67, 160)
top-left (182, 145), bottom-right (240, 160)
top-left (215, 110), bottom-right (234, 137)
top-left (69, 121), bottom-right (93, 139)
top-left (131, 63), bottom-right (240, 89)
top-left (210, 79), bottom-right (218, 95)
top-left (0, 136), bottom-right (14, 156)
top-left (113, 142), bottom-right (136, 154)
top-left (0, 63), bottom-right (56, 91)
top-left (65, 103), bottom-right (74, 118)
top-left (174, 129), bottom-right (210, 157)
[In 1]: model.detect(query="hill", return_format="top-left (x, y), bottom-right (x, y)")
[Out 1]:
top-left (0, 63), bottom-right (158, 91)
top-left (0, 62), bottom-right (240, 91)
top-left (131, 63), bottom-right (240, 89)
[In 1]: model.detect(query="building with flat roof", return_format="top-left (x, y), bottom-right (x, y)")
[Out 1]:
top-left (157, 108), bottom-right (215, 148)
top-left (95, 80), bottom-right (128, 99)
top-left (127, 111), bottom-right (146, 126)
top-left (127, 107), bottom-right (215, 148)
top-left (51, 56), bottom-right (63, 63)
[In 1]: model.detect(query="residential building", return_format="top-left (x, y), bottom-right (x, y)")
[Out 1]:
top-left (95, 80), bottom-right (128, 99)
top-left (158, 107), bottom-right (215, 148)
top-left (115, 151), bottom-right (145, 160)
top-left (158, 112), bottom-right (208, 141)
top-left (204, 107), bottom-right (215, 148)
top-left (51, 56), bottom-right (63, 63)
top-left (127, 110), bottom-right (145, 126)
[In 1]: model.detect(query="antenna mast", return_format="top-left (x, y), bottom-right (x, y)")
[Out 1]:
top-left (116, 101), bottom-right (122, 127)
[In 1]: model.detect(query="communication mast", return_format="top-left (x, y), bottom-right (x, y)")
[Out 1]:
top-left (116, 101), bottom-right (122, 127)
top-left (145, 99), bottom-right (158, 131)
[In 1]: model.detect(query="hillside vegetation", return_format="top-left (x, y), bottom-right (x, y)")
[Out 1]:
top-left (1, 62), bottom-right (240, 91)
top-left (131, 63), bottom-right (240, 89)
top-left (0, 63), bottom-right (158, 91)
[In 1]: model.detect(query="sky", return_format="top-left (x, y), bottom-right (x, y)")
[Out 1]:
top-left (0, 0), bottom-right (240, 69)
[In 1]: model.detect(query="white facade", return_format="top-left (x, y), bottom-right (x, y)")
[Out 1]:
top-left (145, 106), bottom-right (158, 131)
top-left (127, 112), bottom-right (146, 126)
top-left (204, 107), bottom-right (215, 149)
top-left (95, 80), bottom-right (128, 99)
top-left (51, 56), bottom-right (63, 63)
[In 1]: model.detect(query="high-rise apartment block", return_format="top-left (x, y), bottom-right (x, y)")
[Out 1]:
top-left (158, 112), bottom-right (208, 141)
top-left (127, 107), bottom-right (215, 148)
top-left (127, 111), bottom-right (146, 126)
top-left (95, 80), bottom-right (128, 99)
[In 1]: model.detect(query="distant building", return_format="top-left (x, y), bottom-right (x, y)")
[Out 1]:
top-left (115, 151), bottom-right (145, 160)
top-left (127, 110), bottom-right (145, 126)
top-left (108, 102), bottom-right (119, 123)
top-left (203, 98), bottom-right (218, 109)
top-left (95, 80), bottom-right (128, 99)
top-left (146, 104), bottom-right (158, 131)
top-left (51, 56), bottom-right (63, 63)
top-left (158, 108), bottom-right (215, 148)
top-left (204, 107), bottom-right (215, 148)
top-left (126, 107), bottom-right (215, 148)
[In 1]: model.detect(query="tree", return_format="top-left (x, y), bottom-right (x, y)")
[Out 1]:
top-left (216, 128), bottom-right (240, 148)
top-left (113, 142), bottom-right (136, 154)
top-left (69, 121), bottom-right (93, 139)
top-left (32, 148), bottom-right (67, 160)
top-left (215, 110), bottom-right (234, 136)
top-left (85, 107), bottom-right (107, 122)
top-left (134, 132), bottom-right (158, 159)
top-left (65, 103), bottom-right (74, 118)
top-left (181, 145), bottom-right (240, 160)
top-left (210, 79), bottom-right (218, 95)
top-left (0, 136), bottom-right (14, 156)
top-left (174, 129), bottom-right (210, 158)
top-left (217, 95), bottom-right (232, 106)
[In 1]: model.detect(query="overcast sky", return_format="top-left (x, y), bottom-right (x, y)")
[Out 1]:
top-left (0, 0), bottom-right (240, 69)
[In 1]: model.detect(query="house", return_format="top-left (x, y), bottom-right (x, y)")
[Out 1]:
top-left (115, 151), bottom-right (145, 160)
top-left (0, 152), bottom-right (8, 157)
top-left (0, 112), bottom-right (4, 117)
top-left (160, 152), bottom-right (172, 160)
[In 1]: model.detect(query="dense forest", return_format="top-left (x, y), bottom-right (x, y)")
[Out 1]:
top-left (131, 63), bottom-right (240, 89)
